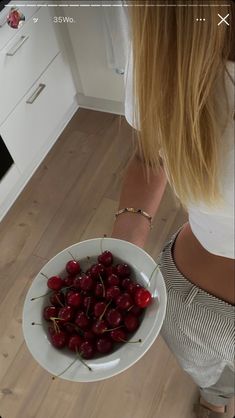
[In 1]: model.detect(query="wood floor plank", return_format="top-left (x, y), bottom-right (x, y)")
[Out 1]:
top-left (79, 197), bottom-right (117, 240)
top-left (33, 121), bottom-right (132, 261)
top-left (0, 342), bottom-right (51, 418)
top-left (0, 255), bottom-right (49, 381)
top-left (69, 108), bottom-right (120, 135)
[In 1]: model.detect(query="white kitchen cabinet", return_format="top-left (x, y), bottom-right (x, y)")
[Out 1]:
top-left (1, 52), bottom-right (77, 172)
top-left (0, 3), bottom-right (78, 221)
top-left (0, 164), bottom-right (21, 216)
top-left (0, 5), bottom-right (60, 126)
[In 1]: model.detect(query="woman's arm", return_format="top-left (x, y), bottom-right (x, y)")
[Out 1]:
top-left (111, 151), bottom-right (167, 248)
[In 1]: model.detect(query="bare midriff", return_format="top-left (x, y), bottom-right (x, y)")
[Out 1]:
top-left (172, 222), bottom-right (235, 306)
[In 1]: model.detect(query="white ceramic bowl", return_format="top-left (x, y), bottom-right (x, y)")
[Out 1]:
top-left (22, 237), bottom-right (167, 382)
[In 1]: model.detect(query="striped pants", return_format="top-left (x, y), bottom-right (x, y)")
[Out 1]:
top-left (157, 226), bottom-right (235, 406)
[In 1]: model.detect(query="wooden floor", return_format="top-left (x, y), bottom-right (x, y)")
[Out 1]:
top-left (0, 109), bottom-right (233, 418)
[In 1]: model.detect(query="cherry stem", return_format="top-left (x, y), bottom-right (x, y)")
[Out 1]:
top-left (68, 251), bottom-right (76, 261)
top-left (127, 304), bottom-right (134, 312)
top-left (30, 290), bottom-right (53, 301)
top-left (55, 295), bottom-right (64, 308)
top-left (54, 354), bottom-right (79, 379)
top-left (100, 234), bottom-right (107, 254)
top-left (148, 263), bottom-right (160, 287)
top-left (52, 343), bottom-right (92, 380)
top-left (50, 317), bottom-right (62, 333)
top-left (50, 317), bottom-right (62, 321)
top-left (40, 272), bottom-right (49, 279)
top-left (63, 285), bottom-right (75, 290)
top-left (66, 322), bottom-right (84, 335)
top-left (51, 318), bottom-right (60, 333)
top-left (99, 300), bottom-right (112, 321)
top-left (98, 273), bottom-right (105, 298)
top-left (76, 348), bottom-right (92, 371)
top-left (86, 298), bottom-right (91, 317)
top-left (119, 338), bottom-right (142, 343)
top-left (104, 325), bottom-right (124, 332)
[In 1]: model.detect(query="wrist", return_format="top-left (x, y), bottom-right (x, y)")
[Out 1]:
top-left (111, 212), bottom-right (151, 248)
top-left (115, 207), bottom-right (153, 229)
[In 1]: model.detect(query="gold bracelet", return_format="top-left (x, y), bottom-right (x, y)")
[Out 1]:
top-left (115, 207), bottom-right (153, 229)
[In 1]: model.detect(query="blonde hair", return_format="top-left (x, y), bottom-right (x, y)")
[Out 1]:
top-left (126, 0), bottom-right (233, 208)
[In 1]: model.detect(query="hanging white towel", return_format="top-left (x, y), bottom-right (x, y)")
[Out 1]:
top-left (101, 1), bottom-right (130, 75)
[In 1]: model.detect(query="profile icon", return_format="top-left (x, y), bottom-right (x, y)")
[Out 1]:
top-left (7, 7), bottom-right (25, 29)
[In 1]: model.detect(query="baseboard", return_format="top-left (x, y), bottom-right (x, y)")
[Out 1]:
top-left (76, 92), bottom-right (125, 116)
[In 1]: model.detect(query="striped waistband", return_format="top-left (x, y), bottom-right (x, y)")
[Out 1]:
top-left (159, 225), bottom-right (235, 322)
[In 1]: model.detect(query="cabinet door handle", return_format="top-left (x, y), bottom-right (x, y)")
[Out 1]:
top-left (6, 35), bottom-right (29, 56)
top-left (26, 83), bottom-right (46, 104)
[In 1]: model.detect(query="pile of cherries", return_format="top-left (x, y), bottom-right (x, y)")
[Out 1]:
top-left (36, 250), bottom-right (152, 369)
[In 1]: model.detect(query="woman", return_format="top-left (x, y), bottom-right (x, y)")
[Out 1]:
top-left (111, 1), bottom-right (235, 417)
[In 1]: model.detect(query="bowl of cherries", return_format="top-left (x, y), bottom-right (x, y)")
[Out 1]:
top-left (22, 237), bottom-right (167, 382)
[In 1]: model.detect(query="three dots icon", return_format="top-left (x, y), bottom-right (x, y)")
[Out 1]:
top-left (196, 18), bottom-right (206, 21)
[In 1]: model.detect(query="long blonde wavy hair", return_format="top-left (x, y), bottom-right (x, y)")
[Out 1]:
top-left (125, 0), bottom-right (233, 208)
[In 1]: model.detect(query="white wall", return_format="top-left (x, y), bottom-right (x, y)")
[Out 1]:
top-left (61, 4), bottom-right (129, 114)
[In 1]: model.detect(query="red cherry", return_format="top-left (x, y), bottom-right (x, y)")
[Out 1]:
top-left (79, 340), bottom-right (95, 359)
top-left (48, 325), bottom-right (56, 336)
top-left (124, 314), bottom-right (139, 332)
top-left (73, 274), bottom-right (83, 289)
top-left (67, 291), bottom-right (82, 308)
top-left (116, 293), bottom-right (133, 310)
top-left (58, 306), bottom-right (74, 322)
top-left (50, 330), bottom-right (67, 348)
top-left (63, 275), bottom-right (74, 287)
top-left (66, 289), bottom-right (75, 299)
top-left (98, 250), bottom-right (113, 267)
top-left (127, 282), bottom-right (141, 294)
top-left (128, 305), bottom-right (143, 316)
top-left (90, 263), bottom-right (106, 279)
top-left (106, 286), bottom-right (121, 301)
top-left (83, 296), bottom-right (95, 311)
top-left (94, 283), bottom-right (105, 298)
top-left (83, 330), bottom-right (95, 341)
top-left (47, 276), bottom-right (63, 291)
top-left (106, 274), bottom-right (120, 287)
top-left (116, 263), bottom-right (131, 278)
top-left (68, 335), bottom-right (83, 352)
top-left (62, 322), bottom-right (80, 334)
top-left (43, 306), bottom-right (59, 321)
top-left (110, 328), bottom-right (127, 342)
top-left (66, 260), bottom-right (81, 276)
top-left (49, 291), bottom-right (65, 307)
top-left (105, 265), bottom-right (118, 277)
top-left (96, 336), bottom-right (113, 353)
top-left (121, 278), bottom-right (132, 290)
top-left (93, 302), bottom-right (106, 318)
top-left (80, 274), bottom-right (93, 291)
top-left (134, 288), bottom-right (152, 308)
top-left (106, 309), bottom-right (122, 327)
top-left (92, 320), bottom-right (108, 335)
top-left (75, 312), bottom-right (90, 329)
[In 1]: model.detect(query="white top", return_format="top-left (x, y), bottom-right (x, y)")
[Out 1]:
top-left (124, 41), bottom-right (235, 259)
